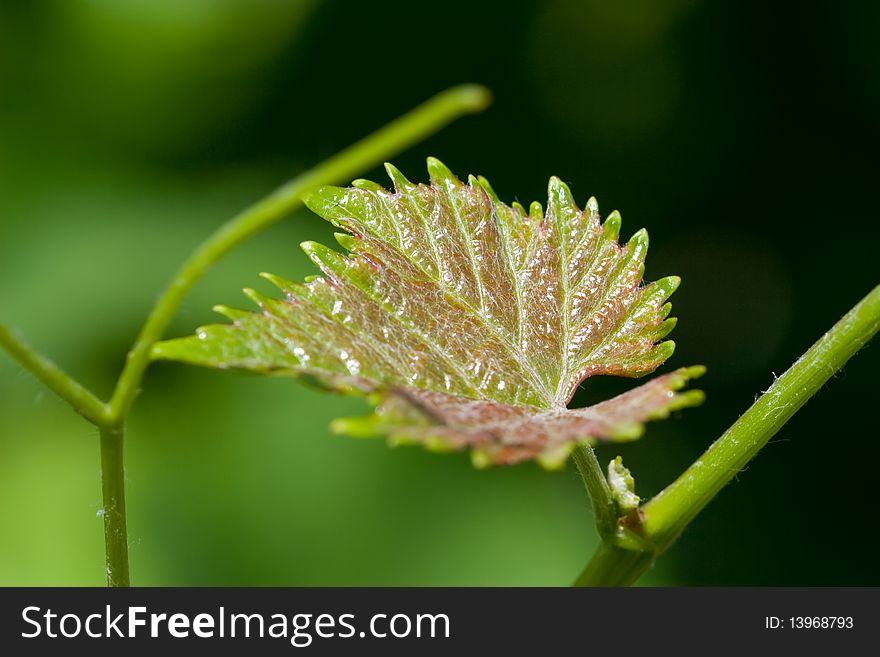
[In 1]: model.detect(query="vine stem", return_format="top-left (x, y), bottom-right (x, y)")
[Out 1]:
top-left (99, 426), bottom-right (129, 587)
top-left (573, 542), bottom-right (653, 587)
top-left (106, 84), bottom-right (491, 424)
top-left (575, 282), bottom-right (880, 586)
top-left (0, 84), bottom-right (491, 586)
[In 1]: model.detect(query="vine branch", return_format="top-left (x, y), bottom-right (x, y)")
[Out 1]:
top-left (0, 323), bottom-right (109, 425)
top-left (575, 281), bottom-right (880, 586)
top-left (0, 84), bottom-right (492, 586)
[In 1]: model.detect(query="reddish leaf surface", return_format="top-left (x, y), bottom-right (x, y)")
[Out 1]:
top-left (153, 160), bottom-right (703, 467)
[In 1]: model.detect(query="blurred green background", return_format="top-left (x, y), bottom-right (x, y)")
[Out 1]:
top-left (1, 0), bottom-right (878, 586)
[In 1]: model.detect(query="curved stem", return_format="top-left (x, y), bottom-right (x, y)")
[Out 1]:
top-left (107, 84), bottom-right (491, 422)
top-left (0, 84), bottom-right (491, 588)
top-left (99, 425), bottom-right (129, 587)
top-left (0, 323), bottom-right (109, 425)
top-left (575, 282), bottom-right (880, 586)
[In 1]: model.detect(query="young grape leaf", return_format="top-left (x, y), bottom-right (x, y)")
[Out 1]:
top-left (152, 159), bottom-right (704, 468)
top-left (607, 456), bottom-right (641, 514)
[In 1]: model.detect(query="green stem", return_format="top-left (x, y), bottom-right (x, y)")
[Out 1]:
top-left (107, 84), bottom-right (491, 423)
top-left (573, 541), bottom-right (654, 587)
top-left (0, 84), bottom-right (491, 588)
top-left (572, 444), bottom-right (618, 538)
top-left (99, 425), bottom-right (129, 587)
top-left (0, 323), bottom-right (109, 425)
top-left (575, 282), bottom-right (880, 586)
top-left (643, 282), bottom-right (880, 549)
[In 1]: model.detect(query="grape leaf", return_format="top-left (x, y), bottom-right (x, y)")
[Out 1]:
top-left (152, 159), bottom-right (704, 468)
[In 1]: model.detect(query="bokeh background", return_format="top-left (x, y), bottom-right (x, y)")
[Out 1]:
top-left (1, 0), bottom-right (878, 586)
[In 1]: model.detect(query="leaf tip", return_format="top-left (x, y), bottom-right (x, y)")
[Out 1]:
top-left (473, 175), bottom-right (504, 211)
top-left (384, 162), bottom-right (411, 190)
top-left (629, 227), bottom-right (649, 249)
top-left (547, 176), bottom-right (574, 206)
top-left (612, 421), bottom-right (646, 442)
top-left (470, 449), bottom-right (492, 469)
top-left (352, 178), bottom-right (383, 192)
top-left (656, 339), bottom-right (676, 361)
top-left (333, 232), bottom-right (358, 252)
top-left (678, 389), bottom-right (706, 407)
top-left (603, 210), bottom-right (622, 240)
top-left (537, 442), bottom-right (576, 470)
top-left (586, 195), bottom-right (599, 215)
top-left (658, 366), bottom-right (707, 413)
top-left (330, 416), bottom-right (378, 438)
top-left (679, 364), bottom-right (707, 382)
top-left (426, 157), bottom-right (457, 185)
top-left (547, 177), bottom-right (578, 228)
top-left (656, 275), bottom-right (681, 297)
top-left (655, 316), bottom-right (678, 340)
top-left (529, 200), bottom-right (544, 220)
top-left (660, 386), bottom-right (706, 415)
top-left (299, 239), bottom-right (321, 259)
top-left (212, 304), bottom-right (243, 320)
top-left (424, 436), bottom-right (456, 454)
top-left (258, 272), bottom-right (295, 293)
top-left (242, 287), bottom-right (265, 308)
top-left (301, 185), bottom-right (342, 216)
